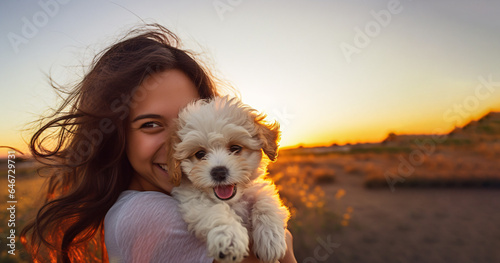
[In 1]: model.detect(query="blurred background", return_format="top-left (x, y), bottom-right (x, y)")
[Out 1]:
top-left (1, 0), bottom-right (499, 262)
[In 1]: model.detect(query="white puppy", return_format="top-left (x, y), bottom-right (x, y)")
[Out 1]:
top-left (167, 96), bottom-right (290, 263)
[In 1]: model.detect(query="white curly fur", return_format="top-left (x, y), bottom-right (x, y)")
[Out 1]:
top-left (170, 96), bottom-right (290, 263)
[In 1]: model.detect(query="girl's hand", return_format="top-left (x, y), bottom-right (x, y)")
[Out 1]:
top-left (278, 229), bottom-right (297, 263)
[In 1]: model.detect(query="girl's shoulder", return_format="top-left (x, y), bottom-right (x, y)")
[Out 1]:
top-left (104, 190), bottom-right (213, 262)
top-left (114, 190), bottom-right (178, 207)
top-left (106, 190), bottom-right (181, 225)
top-left (117, 189), bottom-right (176, 202)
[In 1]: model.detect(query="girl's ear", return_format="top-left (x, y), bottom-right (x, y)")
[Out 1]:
top-left (254, 114), bottom-right (281, 162)
top-left (166, 120), bottom-right (183, 186)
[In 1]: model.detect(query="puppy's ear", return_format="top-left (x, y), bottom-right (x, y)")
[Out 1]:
top-left (255, 114), bottom-right (281, 162)
top-left (166, 120), bottom-right (183, 186)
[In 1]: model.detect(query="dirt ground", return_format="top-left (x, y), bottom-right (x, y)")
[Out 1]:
top-left (309, 172), bottom-right (500, 263)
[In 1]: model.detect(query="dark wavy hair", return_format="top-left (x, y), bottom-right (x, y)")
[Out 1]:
top-left (21, 24), bottom-right (218, 262)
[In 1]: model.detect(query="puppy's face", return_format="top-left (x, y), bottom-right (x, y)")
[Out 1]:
top-left (167, 96), bottom-right (280, 202)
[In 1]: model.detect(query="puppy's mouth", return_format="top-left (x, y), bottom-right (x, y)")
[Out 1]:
top-left (213, 184), bottom-right (237, 201)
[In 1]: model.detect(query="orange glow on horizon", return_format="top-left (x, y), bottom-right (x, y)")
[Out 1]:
top-left (282, 106), bottom-right (500, 149)
top-left (0, 141), bottom-right (30, 159)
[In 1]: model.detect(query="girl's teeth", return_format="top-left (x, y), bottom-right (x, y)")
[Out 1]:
top-left (158, 164), bottom-right (168, 171)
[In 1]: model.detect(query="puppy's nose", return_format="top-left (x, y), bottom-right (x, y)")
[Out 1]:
top-left (211, 166), bottom-right (229, 182)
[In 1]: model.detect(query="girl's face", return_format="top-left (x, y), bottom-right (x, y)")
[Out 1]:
top-left (126, 69), bottom-right (199, 194)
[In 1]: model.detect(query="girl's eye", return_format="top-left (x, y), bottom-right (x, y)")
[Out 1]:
top-left (195, 150), bottom-right (206, 160)
top-left (229, 145), bottom-right (242, 154)
top-left (140, 122), bottom-right (161, 129)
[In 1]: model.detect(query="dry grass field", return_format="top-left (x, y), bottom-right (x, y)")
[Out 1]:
top-left (268, 151), bottom-right (500, 262)
top-left (0, 160), bottom-right (45, 262)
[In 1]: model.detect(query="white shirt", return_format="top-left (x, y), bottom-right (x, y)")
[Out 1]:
top-left (104, 190), bottom-right (213, 263)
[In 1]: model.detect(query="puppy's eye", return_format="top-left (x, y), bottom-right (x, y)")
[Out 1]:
top-left (229, 145), bottom-right (242, 154)
top-left (195, 150), bottom-right (206, 160)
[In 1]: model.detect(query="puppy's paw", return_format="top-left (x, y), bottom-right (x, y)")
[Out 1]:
top-left (253, 226), bottom-right (286, 263)
top-left (207, 224), bottom-right (249, 263)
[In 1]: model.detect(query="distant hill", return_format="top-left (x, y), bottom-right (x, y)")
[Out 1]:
top-left (383, 111), bottom-right (499, 142)
top-left (449, 111), bottom-right (500, 141)
top-left (283, 111), bottom-right (500, 155)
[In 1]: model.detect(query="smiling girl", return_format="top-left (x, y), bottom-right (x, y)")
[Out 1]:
top-left (21, 24), bottom-right (295, 263)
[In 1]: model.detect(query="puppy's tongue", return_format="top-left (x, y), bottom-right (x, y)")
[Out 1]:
top-left (214, 185), bottom-right (235, 200)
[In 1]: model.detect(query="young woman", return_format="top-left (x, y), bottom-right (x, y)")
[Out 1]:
top-left (21, 24), bottom-right (296, 262)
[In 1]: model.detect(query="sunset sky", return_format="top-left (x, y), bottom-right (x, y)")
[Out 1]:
top-left (1, 0), bottom-right (500, 157)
